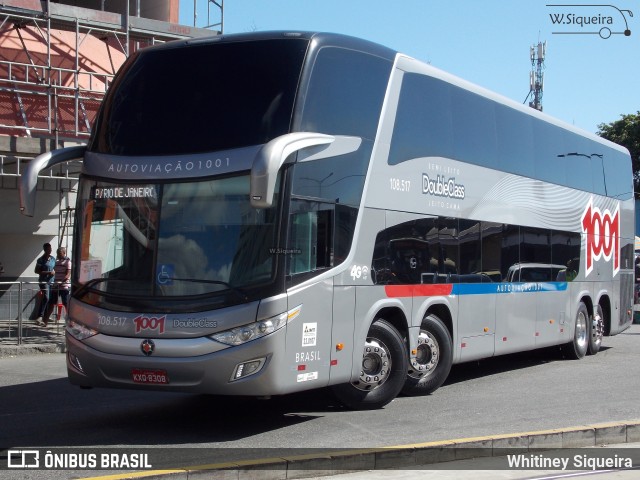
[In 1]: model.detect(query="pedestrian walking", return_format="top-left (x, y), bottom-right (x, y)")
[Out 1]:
top-left (42, 247), bottom-right (71, 327)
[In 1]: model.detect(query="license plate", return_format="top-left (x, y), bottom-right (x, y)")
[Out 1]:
top-left (131, 368), bottom-right (169, 384)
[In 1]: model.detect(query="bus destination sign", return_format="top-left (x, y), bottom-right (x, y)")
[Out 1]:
top-left (92, 186), bottom-right (157, 200)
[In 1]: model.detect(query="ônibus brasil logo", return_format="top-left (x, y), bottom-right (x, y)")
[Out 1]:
top-left (581, 198), bottom-right (619, 276)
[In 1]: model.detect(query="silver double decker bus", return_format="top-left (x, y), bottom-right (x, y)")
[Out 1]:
top-left (20, 32), bottom-right (634, 409)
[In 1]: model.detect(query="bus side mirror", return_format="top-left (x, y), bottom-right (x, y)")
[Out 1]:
top-left (19, 145), bottom-right (86, 217)
top-left (250, 132), bottom-right (362, 208)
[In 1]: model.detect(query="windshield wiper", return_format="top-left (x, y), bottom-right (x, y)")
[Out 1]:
top-left (169, 278), bottom-right (249, 301)
top-left (75, 277), bottom-right (250, 302)
top-left (74, 278), bottom-right (110, 298)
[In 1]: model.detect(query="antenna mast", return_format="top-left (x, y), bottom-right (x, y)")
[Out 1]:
top-left (528, 41), bottom-right (546, 111)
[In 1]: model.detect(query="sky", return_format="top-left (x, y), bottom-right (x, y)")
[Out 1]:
top-left (178, 0), bottom-right (639, 135)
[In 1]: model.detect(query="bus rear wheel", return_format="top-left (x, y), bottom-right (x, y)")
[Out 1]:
top-left (402, 313), bottom-right (452, 396)
top-left (332, 318), bottom-right (407, 410)
top-left (564, 302), bottom-right (589, 359)
top-left (588, 304), bottom-right (604, 355)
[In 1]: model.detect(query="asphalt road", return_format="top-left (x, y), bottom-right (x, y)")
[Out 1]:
top-left (1, 324), bottom-right (640, 479)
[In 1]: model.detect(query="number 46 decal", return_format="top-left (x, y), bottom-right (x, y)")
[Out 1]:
top-left (350, 265), bottom-right (369, 281)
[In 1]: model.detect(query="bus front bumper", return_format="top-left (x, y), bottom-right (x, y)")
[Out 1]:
top-left (65, 327), bottom-right (292, 396)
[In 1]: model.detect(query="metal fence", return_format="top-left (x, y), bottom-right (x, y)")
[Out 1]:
top-left (0, 280), bottom-right (66, 345)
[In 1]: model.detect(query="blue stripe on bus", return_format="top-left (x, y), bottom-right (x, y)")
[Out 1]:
top-left (451, 282), bottom-right (568, 296)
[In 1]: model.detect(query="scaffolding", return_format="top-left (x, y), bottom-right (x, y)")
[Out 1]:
top-left (0, 0), bottom-right (216, 142)
top-left (191, 0), bottom-right (224, 32)
top-left (0, 1), bottom-right (218, 251)
top-left (1, 150), bottom-right (80, 245)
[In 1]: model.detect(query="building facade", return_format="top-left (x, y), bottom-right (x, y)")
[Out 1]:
top-left (0, 0), bottom-right (215, 300)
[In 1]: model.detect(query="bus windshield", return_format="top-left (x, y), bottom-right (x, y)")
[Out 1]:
top-left (89, 38), bottom-right (309, 156)
top-left (75, 174), bottom-right (280, 303)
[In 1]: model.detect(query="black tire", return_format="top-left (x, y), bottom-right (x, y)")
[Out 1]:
top-left (402, 313), bottom-right (453, 396)
top-left (332, 319), bottom-right (408, 410)
top-left (564, 302), bottom-right (589, 359)
top-left (588, 304), bottom-right (604, 355)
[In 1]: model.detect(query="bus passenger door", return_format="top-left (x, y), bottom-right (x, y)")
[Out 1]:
top-left (284, 203), bottom-right (337, 389)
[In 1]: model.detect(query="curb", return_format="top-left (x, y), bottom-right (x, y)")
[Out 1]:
top-left (78, 419), bottom-right (640, 480)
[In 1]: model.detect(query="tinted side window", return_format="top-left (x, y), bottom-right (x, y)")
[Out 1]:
top-left (286, 201), bottom-right (359, 279)
top-left (459, 220), bottom-right (481, 276)
top-left (288, 143), bottom-right (372, 208)
top-left (372, 216), bottom-right (584, 285)
top-left (451, 89), bottom-right (497, 168)
top-left (481, 222), bottom-right (504, 282)
top-left (520, 227), bottom-right (551, 264)
top-left (533, 121), bottom-right (567, 186)
top-left (500, 225), bottom-right (520, 280)
top-left (561, 136), bottom-right (595, 193)
top-left (551, 231), bottom-right (581, 281)
top-left (287, 199), bottom-right (334, 276)
top-left (372, 217), bottom-right (451, 285)
top-left (387, 73), bottom-right (630, 200)
top-left (389, 74), bottom-right (453, 165)
top-left (390, 74), bottom-right (501, 168)
top-left (437, 218), bottom-right (459, 282)
top-left (300, 47), bottom-right (392, 140)
top-left (520, 227), bottom-right (552, 281)
top-left (591, 152), bottom-right (607, 196)
top-left (286, 147), bottom-right (365, 283)
top-left (605, 150), bottom-right (634, 200)
top-left (495, 104), bottom-right (534, 178)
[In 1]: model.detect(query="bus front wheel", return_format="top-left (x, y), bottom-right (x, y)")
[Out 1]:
top-left (331, 318), bottom-right (407, 410)
top-left (402, 313), bottom-right (453, 396)
top-left (565, 302), bottom-right (589, 359)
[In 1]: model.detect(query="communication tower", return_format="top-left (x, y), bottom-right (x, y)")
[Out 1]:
top-left (528, 41), bottom-right (546, 111)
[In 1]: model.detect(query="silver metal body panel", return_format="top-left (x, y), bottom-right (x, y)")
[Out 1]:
top-left (67, 327), bottom-right (292, 395)
top-left (70, 297), bottom-right (261, 339)
top-left (63, 36), bottom-right (633, 397)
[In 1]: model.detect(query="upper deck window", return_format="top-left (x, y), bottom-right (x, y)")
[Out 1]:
top-left (388, 72), bottom-right (632, 200)
top-left (299, 46), bottom-right (392, 141)
top-left (90, 38), bottom-right (309, 156)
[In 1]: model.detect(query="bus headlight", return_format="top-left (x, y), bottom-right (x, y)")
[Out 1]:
top-left (66, 320), bottom-right (98, 341)
top-left (210, 312), bottom-right (287, 346)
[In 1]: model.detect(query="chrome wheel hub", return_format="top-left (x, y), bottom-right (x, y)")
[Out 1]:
top-left (409, 330), bottom-right (439, 379)
top-left (355, 338), bottom-right (391, 391)
top-left (592, 312), bottom-right (604, 347)
top-left (576, 310), bottom-right (588, 350)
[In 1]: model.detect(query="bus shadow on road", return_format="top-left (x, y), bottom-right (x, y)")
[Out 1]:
top-left (443, 345), bottom-right (612, 386)
top-left (0, 377), bottom-right (338, 447)
top-left (0, 342), bottom-right (616, 448)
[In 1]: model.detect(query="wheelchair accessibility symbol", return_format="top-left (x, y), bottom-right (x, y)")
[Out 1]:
top-left (157, 264), bottom-right (174, 286)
